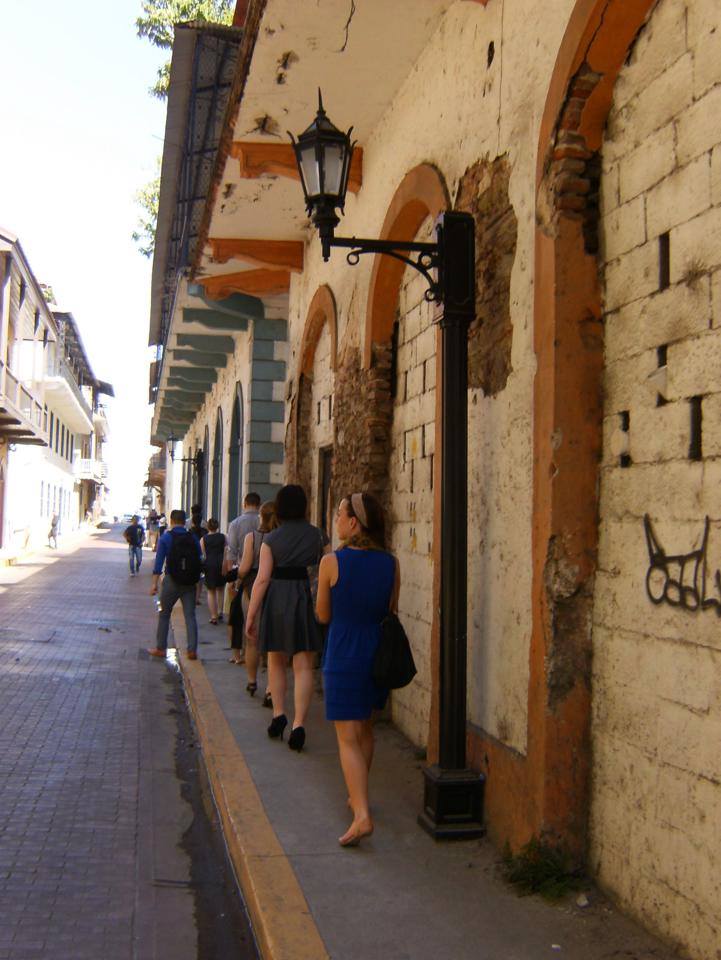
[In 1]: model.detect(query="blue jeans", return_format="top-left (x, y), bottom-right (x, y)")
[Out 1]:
top-left (129, 545), bottom-right (143, 573)
top-left (155, 575), bottom-right (198, 654)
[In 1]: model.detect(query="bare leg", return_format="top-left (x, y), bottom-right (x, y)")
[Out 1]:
top-left (245, 638), bottom-right (259, 684)
top-left (268, 652), bottom-right (288, 717)
top-left (291, 651), bottom-right (315, 729)
top-left (335, 720), bottom-right (374, 845)
top-left (359, 718), bottom-right (374, 771)
top-left (207, 589), bottom-right (218, 621)
top-left (347, 719), bottom-right (374, 808)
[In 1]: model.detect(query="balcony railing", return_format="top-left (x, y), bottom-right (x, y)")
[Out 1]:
top-left (46, 357), bottom-right (93, 424)
top-left (1, 361), bottom-right (46, 442)
top-left (74, 458), bottom-right (108, 482)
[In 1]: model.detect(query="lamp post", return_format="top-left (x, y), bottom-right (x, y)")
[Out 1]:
top-left (291, 94), bottom-right (484, 839)
top-left (166, 434), bottom-right (178, 462)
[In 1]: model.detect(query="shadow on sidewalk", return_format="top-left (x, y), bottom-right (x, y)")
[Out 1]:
top-left (176, 615), bottom-right (682, 960)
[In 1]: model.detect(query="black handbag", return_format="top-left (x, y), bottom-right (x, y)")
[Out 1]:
top-left (372, 613), bottom-right (417, 689)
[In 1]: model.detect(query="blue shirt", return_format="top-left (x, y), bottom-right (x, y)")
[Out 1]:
top-left (153, 525), bottom-right (202, 575)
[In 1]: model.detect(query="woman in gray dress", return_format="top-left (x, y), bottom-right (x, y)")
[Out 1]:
top-left (246, 485), bottom-right (328, 752)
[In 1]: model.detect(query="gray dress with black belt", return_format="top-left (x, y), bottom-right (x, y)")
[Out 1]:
top-left (259, 519), bottom-right (326, 656)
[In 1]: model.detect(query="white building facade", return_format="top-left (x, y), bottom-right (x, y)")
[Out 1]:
top-left (0, 229), bottom-right (111, 556)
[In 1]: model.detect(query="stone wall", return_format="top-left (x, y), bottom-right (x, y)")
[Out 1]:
top-left (592, 1), bottom-right (721, 955)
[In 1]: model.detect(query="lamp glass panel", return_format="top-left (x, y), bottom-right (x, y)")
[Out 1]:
top-left (299, 143), bottom-right (320, 196)
top-left (323, 144), bottom-right (345, 197)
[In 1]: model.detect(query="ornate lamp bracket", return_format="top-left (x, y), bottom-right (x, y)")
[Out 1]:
top-left (329, 236), bottom-right (441, 302)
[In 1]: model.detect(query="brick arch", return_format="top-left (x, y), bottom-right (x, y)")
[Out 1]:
top-left (299, 284), bottom-right (337, 377)
top-left (363, 164), bottom-right (449, 369)
top-left (467, 0), bottom-right (657, 860)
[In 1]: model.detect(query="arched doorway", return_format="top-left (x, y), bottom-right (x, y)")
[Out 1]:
top-left (227, 385), bottom-right (244, 521)
top-left (211, 408), bottom-right (223, 522)
top-left (288, 285), bottom-right (337, 533)
top-left (195, 427), bottom-right (209, 519)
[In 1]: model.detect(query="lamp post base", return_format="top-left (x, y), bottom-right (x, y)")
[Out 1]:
top-left (418, 764), bottom-right (486, 840)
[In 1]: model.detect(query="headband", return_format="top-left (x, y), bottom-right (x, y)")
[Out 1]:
top-left (350, 493), bottom-right (368, 529)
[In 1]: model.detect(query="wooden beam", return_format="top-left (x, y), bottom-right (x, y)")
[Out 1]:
top-left (201, 269), bottom-right (290, 300)
top-left (229, 141), bottom-right (363, 193)
top-left (208, 238), bottom-right (304, 272)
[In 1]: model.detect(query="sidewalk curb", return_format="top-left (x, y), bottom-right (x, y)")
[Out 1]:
top-left (175, 644), bottom-right (330, 960)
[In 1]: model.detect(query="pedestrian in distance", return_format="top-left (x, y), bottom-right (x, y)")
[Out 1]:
top-left (189, 505), bottom-right (208, 607)
top-left (147, 509), bottom-right (160, 551)
top-left (123, 515), bottom-right (145, 577)
top-left (226, 492), bottom-right (261, 563)
top-left (201, 518), bottom-right (226, 625)
top-left (224, 500), bottom-right (276, 699)
top-left (47, 512), bottom-right (59, 549)
top-left (246, 484), bottom-right (329, 752)
top-left (225, 492), bottom-right (261, 640)
top-left (148, 509), bottom-right (202, 661)
top-left (315, 493), bottom-right (400, 847)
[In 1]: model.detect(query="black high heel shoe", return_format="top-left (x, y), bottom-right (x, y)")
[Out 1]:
top-left (267, 714), bottom-right (288, 740)
top-left (262, 692), bottom-right (273, 709)
top-left (246, 682), bottom-right (258, 697)
top-left (288, 726), bottom-right (306, 752)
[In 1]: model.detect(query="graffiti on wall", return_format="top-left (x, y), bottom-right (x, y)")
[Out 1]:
top-left (644, 514), bottom-right (721, 614)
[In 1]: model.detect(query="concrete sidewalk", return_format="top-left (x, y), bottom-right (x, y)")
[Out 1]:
top-left (174, 612), bottom-right (682, 960)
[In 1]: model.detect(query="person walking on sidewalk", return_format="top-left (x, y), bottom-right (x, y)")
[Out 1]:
top-left (123, 515), bottom-right (145, 577)
top-left (189, 505), bottom-right (208, 607)
top-left (48, 512), bottom-right (59, 549)
top-left (315, 493), bottom-right (400, 847)
top-left (201, 518), bottom-right (226, 625)
top-left (225, 492), bottom-right (261, 641)
top-left (225, 500), bottom-right (275, 696)
top-left (147, 509), bottom-right (160, 551)
top-left (226, 492), bottom-right (261, 562)
top-left (148, 509), bottom-right (202, 661)
top-left (246, 485), bottom-right (329, 751)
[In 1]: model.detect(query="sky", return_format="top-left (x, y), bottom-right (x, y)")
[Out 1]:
top-left (0, 0), bottom-right (169, 514)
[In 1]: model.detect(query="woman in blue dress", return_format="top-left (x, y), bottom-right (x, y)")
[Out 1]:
top-left (316, 492), bottom-right (400, 847)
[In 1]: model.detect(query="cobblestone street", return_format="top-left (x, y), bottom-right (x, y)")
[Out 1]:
top-left (0, 528), bottom-right (254, 960)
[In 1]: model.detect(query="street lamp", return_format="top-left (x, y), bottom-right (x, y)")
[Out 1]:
top-left (290, 94), bottom-right (484, 840)
top-left (166, 434), bottom-right (178, 462)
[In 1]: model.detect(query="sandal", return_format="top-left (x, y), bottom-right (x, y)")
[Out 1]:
top-left (246, 682), bottom-right (258, 696)
top-left (209, 618), bottom-right (218, 625)
top-left (262, 692), bottom-right (273, 709)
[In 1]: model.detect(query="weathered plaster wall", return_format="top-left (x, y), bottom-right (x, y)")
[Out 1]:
top-left (592, 1), bottom-right (721, 955)
top-left (282, 0), bottom-right (577, 752)
top-left (308, 321), bottom-right (334, 526)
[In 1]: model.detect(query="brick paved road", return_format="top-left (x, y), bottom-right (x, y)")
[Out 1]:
top-left (0, 528), bottom-right (252, 960)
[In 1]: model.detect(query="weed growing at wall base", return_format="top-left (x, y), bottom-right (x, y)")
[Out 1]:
top-left (501, 837), bottom-right (584, 901)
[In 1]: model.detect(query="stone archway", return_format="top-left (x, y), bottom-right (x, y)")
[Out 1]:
top-left (466, 0), bottom-right (658, 860)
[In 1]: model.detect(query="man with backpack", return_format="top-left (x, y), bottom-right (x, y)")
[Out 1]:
top-left (148, 509), bottom-right (202, 660)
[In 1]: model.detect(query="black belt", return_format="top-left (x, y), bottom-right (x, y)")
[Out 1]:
top-left (272, 566), bottom-right (308, 581)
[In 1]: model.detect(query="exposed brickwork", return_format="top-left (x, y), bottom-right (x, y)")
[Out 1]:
top-left (539, 64), bottom-right (603, 253)
top-left (455, 156), bottom-right (518, 395)
top-left (333, 343), bottom-right (394, 506)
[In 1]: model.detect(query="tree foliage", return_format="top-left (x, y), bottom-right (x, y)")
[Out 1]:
top-left (136, 0), bottom-right (235, 98)
top-left (132, 164), bottom-right (161, 259)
